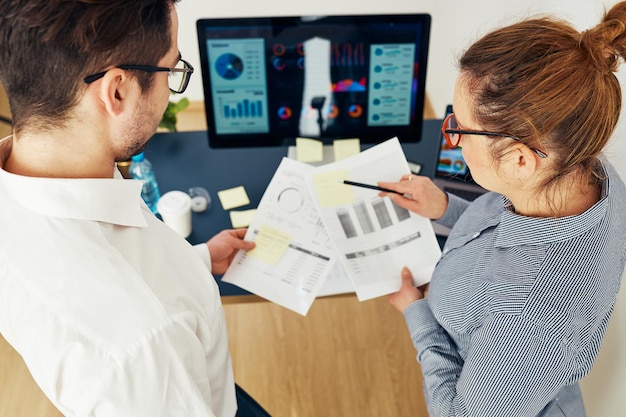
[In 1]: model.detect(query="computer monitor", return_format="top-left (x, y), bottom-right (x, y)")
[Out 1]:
top-left (196, 14), bottom-right (431, 148)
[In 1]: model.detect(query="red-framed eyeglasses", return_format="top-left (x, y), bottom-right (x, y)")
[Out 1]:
top-left (441, 113), bottom-right (547, 158)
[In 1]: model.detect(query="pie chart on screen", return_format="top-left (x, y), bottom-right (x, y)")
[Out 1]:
top-left (215, 53), bottom-right (244, 80)
top-left (277, 106), bottom-right (292, 120)
top-left (348, 104), bottom-right (363, 118)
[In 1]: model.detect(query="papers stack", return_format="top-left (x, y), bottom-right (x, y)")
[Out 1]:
top-left (223, 138), bottom-right (441, 315)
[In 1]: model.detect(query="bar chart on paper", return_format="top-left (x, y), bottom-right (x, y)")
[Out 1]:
top-left (336, 197), bottom-right (412, 238)
top-left (308, 138), bottom-right (442, 301)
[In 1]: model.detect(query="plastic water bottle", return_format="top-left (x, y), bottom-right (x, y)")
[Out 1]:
top-left (129, 152), bottom-right (161, 214)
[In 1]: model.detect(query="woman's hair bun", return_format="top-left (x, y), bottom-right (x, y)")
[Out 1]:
top-left (579, 4), bottom-right (626, 74)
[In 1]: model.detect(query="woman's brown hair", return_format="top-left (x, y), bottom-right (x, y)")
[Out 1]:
top-left (459, 2), bottom-right (626, 189)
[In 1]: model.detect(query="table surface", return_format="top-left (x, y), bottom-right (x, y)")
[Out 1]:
top-left (144, 119), bottom-right (442, 295)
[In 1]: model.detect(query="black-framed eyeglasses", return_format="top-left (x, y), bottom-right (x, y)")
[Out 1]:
top-left (83, 58), bottom-right (194, 94)
top-left (442, 113), bottom-right (547, 158)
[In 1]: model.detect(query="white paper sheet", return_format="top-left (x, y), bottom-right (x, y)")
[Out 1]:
top-left (222, 157), bottom-right (337, 315)
top-left (316, 261), bottom-right (354, 297)
top-left (306, 137), bottom-right (442, 301)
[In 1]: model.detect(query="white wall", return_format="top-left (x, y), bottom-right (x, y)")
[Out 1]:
top-left (175, 0), bottom-right (618, 115)
top-left (175, 1), bottom-right (625, 415)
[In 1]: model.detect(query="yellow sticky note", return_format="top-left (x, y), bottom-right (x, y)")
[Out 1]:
top-left (313, 169), bottom-right (356, 207)
top-left (296, 137), bottom-right (323, 162)
top-left (247, 224), bottom-right (291, 265)
top-left (217, 186), bottom-right (250, 210)
top-left (333, 138), bottom-right (360, 161)
top-left (229, 209), bottom-right (257, 228)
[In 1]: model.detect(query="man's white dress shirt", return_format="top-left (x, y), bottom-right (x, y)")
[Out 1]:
top-left (0, 136), bottom-right (237, 417)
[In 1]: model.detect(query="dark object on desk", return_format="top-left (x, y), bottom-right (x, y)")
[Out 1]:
top-left (196, 14), bottom-right (431, 148)
top-left (444, 186), bottom-right (484, 202)
top-left (142, 119), bottom-right (442, 296)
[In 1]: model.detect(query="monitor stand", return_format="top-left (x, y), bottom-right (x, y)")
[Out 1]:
top-left (286, 144), bottom-right (336, 166)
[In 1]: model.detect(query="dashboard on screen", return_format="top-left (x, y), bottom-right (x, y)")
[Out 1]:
top-left (196, 14), bottom-right (431, 148)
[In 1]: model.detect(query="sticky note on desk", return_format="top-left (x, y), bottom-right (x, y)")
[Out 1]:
top-left (247, 224), bottom-right (291, 265)
top-left (229, 209), bottom-right (257, 228)
top-left (296, 137), bottom-right (323, 162)
top-left (333, 138), bottom-right (360, 161)
top-left (217, 186), bottom-right (250, 210)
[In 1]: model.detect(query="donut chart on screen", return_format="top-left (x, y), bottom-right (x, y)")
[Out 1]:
top-left (348, 104), bottom-right (363, 118)
top-left (215, 53), bottom-right (244, 80)
top-left (277, 106), bottom-right (292, 120)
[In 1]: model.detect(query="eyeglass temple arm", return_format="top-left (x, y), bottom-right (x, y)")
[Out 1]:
top-left (443, 129), bottom-right (547, 158)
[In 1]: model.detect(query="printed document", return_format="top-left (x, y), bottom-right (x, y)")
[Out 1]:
top-left (306, 138), bottom-right (441, 301)
top-left (222, 157), bottom-right (337, 315)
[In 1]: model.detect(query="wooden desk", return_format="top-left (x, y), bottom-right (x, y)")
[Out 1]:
top-left (223, 293), bottom-right (428, 416)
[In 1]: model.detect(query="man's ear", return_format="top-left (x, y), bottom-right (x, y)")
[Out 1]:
top-left (97, 69), bottom-right (137, 117)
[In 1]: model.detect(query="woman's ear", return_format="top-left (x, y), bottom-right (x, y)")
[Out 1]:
top-left (512, 143), bottom-right (538, 182)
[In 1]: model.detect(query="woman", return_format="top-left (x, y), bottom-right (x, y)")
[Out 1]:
top-left (378, 3), bottom-right (626, 416)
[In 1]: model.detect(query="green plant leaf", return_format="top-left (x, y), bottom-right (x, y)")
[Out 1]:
top-left (159, 97), bottom-right (189, 132)
top-left (173, 97), bottom-right (189, 112)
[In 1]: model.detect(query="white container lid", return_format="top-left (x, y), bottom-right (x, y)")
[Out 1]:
top-left (156, 191), bottom-right (193, 238)
top-left (157, 190), bottom-right (191, 216)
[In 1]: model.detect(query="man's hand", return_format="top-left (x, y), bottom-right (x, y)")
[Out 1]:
top-left (206, 228), bottom-right (255, 275)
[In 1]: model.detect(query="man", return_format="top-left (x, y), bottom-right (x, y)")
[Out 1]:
top-left (0, 1), bottom-right (256, 415)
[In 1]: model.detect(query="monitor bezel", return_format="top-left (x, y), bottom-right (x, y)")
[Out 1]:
top-left (196, 14), bottom-right (431, 149)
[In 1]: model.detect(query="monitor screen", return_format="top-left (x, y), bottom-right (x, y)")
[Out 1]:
top-left (196, 14), bottom-right (431, 148)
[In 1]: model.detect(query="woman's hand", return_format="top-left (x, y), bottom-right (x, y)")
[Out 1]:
top-left (206, 228), bottom-right (256, 275)
top-left (378, 174), bottom-right (448, 220)
top-left (389, 267), bottom-right (429, 313)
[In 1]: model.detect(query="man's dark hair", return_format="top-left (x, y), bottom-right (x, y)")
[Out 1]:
top-left (0, 0), bottom-right (179, 133)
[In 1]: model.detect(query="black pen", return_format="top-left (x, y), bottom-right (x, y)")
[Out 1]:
top-left (342, 180), bottom-right (402, 195)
